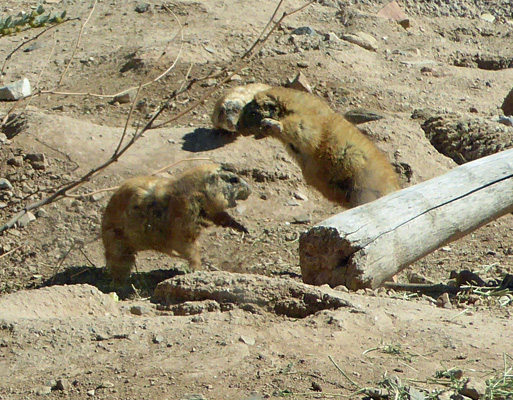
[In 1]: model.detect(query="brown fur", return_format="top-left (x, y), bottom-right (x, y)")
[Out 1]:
top-left (237, 87), bottom-right (400, 207)
top-left (101, 164), bottom-right (251, 283)
top-left (211, 83), bottom-right (272, 132)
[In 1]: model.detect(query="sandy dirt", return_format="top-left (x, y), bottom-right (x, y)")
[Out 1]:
top-left (0, 0), bottom-right (513, 399)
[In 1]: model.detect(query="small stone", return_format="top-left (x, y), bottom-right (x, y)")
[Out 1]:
top-left (25, 153), bottom-right (47, 170)
top-left (480, 13), bottom-right (495, 23)
top-left (229, 74), bottom-right (243, 82)
top-left (182, 394), bottom-right (207, 400)
top-left (297, 61), bottom-right (309, 68)
top-left (34, 385), bottom-right (52, 395)
top-left (112, 92), bottom-right (133, 104)
top-left (292, 26), bottom-right (317, 35)
top-left (498, 116), bottom-right (513, 126)
top-left (90, 193), bottom-right (105, 202)
top-left (293, 191), bottom-right (308, 201)
top-left (436, 292), bottom-right (453, 309)
top-left (377, 1), bottom-right (410, 29)
top-left (87, 389), bottom-right (95, 397)
top-left (130, 305), bottom-right (149, 316)
top-left (7, 156), bottom-right (23, 167)
top-left (35, 208), bottom-right (47, 218)
top-left (286, 199), bottom-right (300, 206)
top-left (286, 72), bottom-right (312, 93)
top-left (0, 178), bottom-right (13, 190)
top-left (459, 378), bottom-right (486, 400)
top-left (135, 2), bottom-right (150, 13)
top-left (54, 379), bottom-right (71, 391)
top-left (0, 78), bottom-right (32, 101)
top-left (200, 79), bottom-right (217, 87)
top-left (239, 335), bottom-right (255, 345)
top-left (344, 109), bottom-right (384, 125)
top-left (0, 202), bottom-right (7, 209)
top-left (0, 133), bottom-right (7, 143)
top-left (153, 334), bottom-right (164, 344)
top-left (97, 381), bottom-right (114, 389)
top-left (341, 32), bottom-right (378, 52)
top-left (326, 32), bottom-right (341, 43)
top-left (17, 212), bottom-right (36, 228)
top-left (292, 214), bottom-right (311, 224)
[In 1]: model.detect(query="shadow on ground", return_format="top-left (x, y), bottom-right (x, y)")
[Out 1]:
top-left (38, 265), bottom-right (186, 299)
top-left (182, 128), bottom-right (237, 152)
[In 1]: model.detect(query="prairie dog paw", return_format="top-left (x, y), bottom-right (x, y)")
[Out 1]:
top-left (262, 118), bottom-right (283, 134)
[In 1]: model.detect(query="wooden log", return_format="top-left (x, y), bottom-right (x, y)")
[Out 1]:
top-left (299, 148), bottom-right (513, 290)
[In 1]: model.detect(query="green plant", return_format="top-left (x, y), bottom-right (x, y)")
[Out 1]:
top-left (0, 5), bottom-right (66, 36)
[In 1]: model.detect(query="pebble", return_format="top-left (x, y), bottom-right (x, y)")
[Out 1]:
top-left (286, 72), bottom-right (312, 93)
top-left (87, 389), bottom-right (95, 397)
top-left (54, 379), bottom-right (71, 391)
top-left (112, 92), bottom-right (133, 104)
top-left (135, 2), bottom-right (150, 13)
top-left (130, 305), bottom-right (149, 316)
top-left (0, 78), bottom-right (32, 101)
top-left (153, 334), bottom-right (164, 344)
top-left (292, 214), bottom-right (311, 224)
top-left (293, 191), bottom-right (308, 201)
top-left (480, 13), bottom-right (495, 23)
top-left (17, 212), bottom-right (36, 228)
top-left (292, 26), bottom-right (317, 36)
top-left (25, 153), bottom-right (47, 170)
top-left (341, 32), bottom-right (378, 52)
top-left (498, 116), bottom-right (513, 126)
top-left (7, 156), bottom-right (23, 167)
top-left (239, 335), bottom-right (255, 345)
top-left (296, 61), bottom-right (309, 68)
top-left (0, 178), bottom-right (13, 190)
top-left (34, 385), bottom-right (52, 395)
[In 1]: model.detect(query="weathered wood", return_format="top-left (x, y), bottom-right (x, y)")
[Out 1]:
top-left (299, 148), bottom-right (513, 290)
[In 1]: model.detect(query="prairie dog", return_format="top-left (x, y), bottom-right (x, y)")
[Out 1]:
top-left (237, 87), bottom-right (400, 207)
top-left (212, 83), bottom-right (272, 132)
top-left (101, 164), bottom-right (251, 284)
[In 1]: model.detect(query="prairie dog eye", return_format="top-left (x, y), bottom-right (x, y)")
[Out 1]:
top-left (228, 176), bottom-right (240, 184)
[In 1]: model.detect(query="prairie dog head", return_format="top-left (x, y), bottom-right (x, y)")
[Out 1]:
top-left (211, 83), bottom-right (272, 132)
top-left (199, 164), bottom-right (251, 214)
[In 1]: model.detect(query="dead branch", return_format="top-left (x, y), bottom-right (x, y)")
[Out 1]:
top-left (0, 0), bottom-right (314, 233)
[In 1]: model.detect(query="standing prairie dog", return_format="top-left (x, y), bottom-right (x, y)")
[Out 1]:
top-left (101, 164), bottom-right (251, 284)
top-left (212, 83), bottom-right (272, 132)
top-left (237, 87), bottom-right (400, 207)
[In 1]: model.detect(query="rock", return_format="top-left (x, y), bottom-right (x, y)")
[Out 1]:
top-left (17, 212), bottom-right (36, 228)
top-left (377, 1), bottom-right (410, 29)
top-left (286, 72), bottom-right (312, 93)
top-left (98, 381), bottom-right (114, 389)
top-left (0, 178), bottom-right (13, 190)
top-left (344, 109), bottom-right (384, 125)
top-left (120, 50), bottom-right (160, 72)
top-left (436, 293), bottom-right (453, 309)
top-left (86, 389), bottom-right (95, 397)
top-left (292, 26), bottom-right (317, 36)
top-left (499, 116), bottom-right (513, 126)
top-left (25, 153), bottom-right (48, 170)
top-left (54, 379), bottom-right (71, 391)
top-left (297, 61), bottom-right (309, 68)
top-left (7, 156), bottom-right (23, 167)
top-left (34, 385), bottom-right (52, 395)
top-left (239, 335), bottom-right (255, 345)
top-left (0, 78), bottom-right (32, 101)
top-left (292, 214), bottom-right (311, 224)
top-left (130, 305), bottom-right (149, 315)
top-left (182, 395), bottom-right (207, 400)
top-left (112, 92), bottom-right (134, 104)
top-left (459, 378), bottom-right (486, 400)
top-left (135, 2), bottom-right (150, 13)
top-left (502, 87), bottom-right (513, 116)
top-left (153, 334), bottom-right (164, 344)
top-left (0, 133), bottom-right (7, 143)
top-left (480, 13), bottom-right (495, 23)
top-left (341, 32), bottom-right (378, 52)
top-left (293, 191), bottom-right (308, 201)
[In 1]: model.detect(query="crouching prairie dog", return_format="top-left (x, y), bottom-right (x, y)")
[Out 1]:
top-left (212, 83), bottom-right (272, 132)
top-left (237, 87), bottom-right (400, 207)
top-left (101, 164), bottom-right (251, 284)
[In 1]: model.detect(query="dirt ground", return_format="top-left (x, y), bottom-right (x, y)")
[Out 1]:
top-left (1, 0), bottom-right (513, 399)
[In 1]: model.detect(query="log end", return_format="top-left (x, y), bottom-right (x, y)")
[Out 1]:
top-left (299, 226), bottom-right (353, 288)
